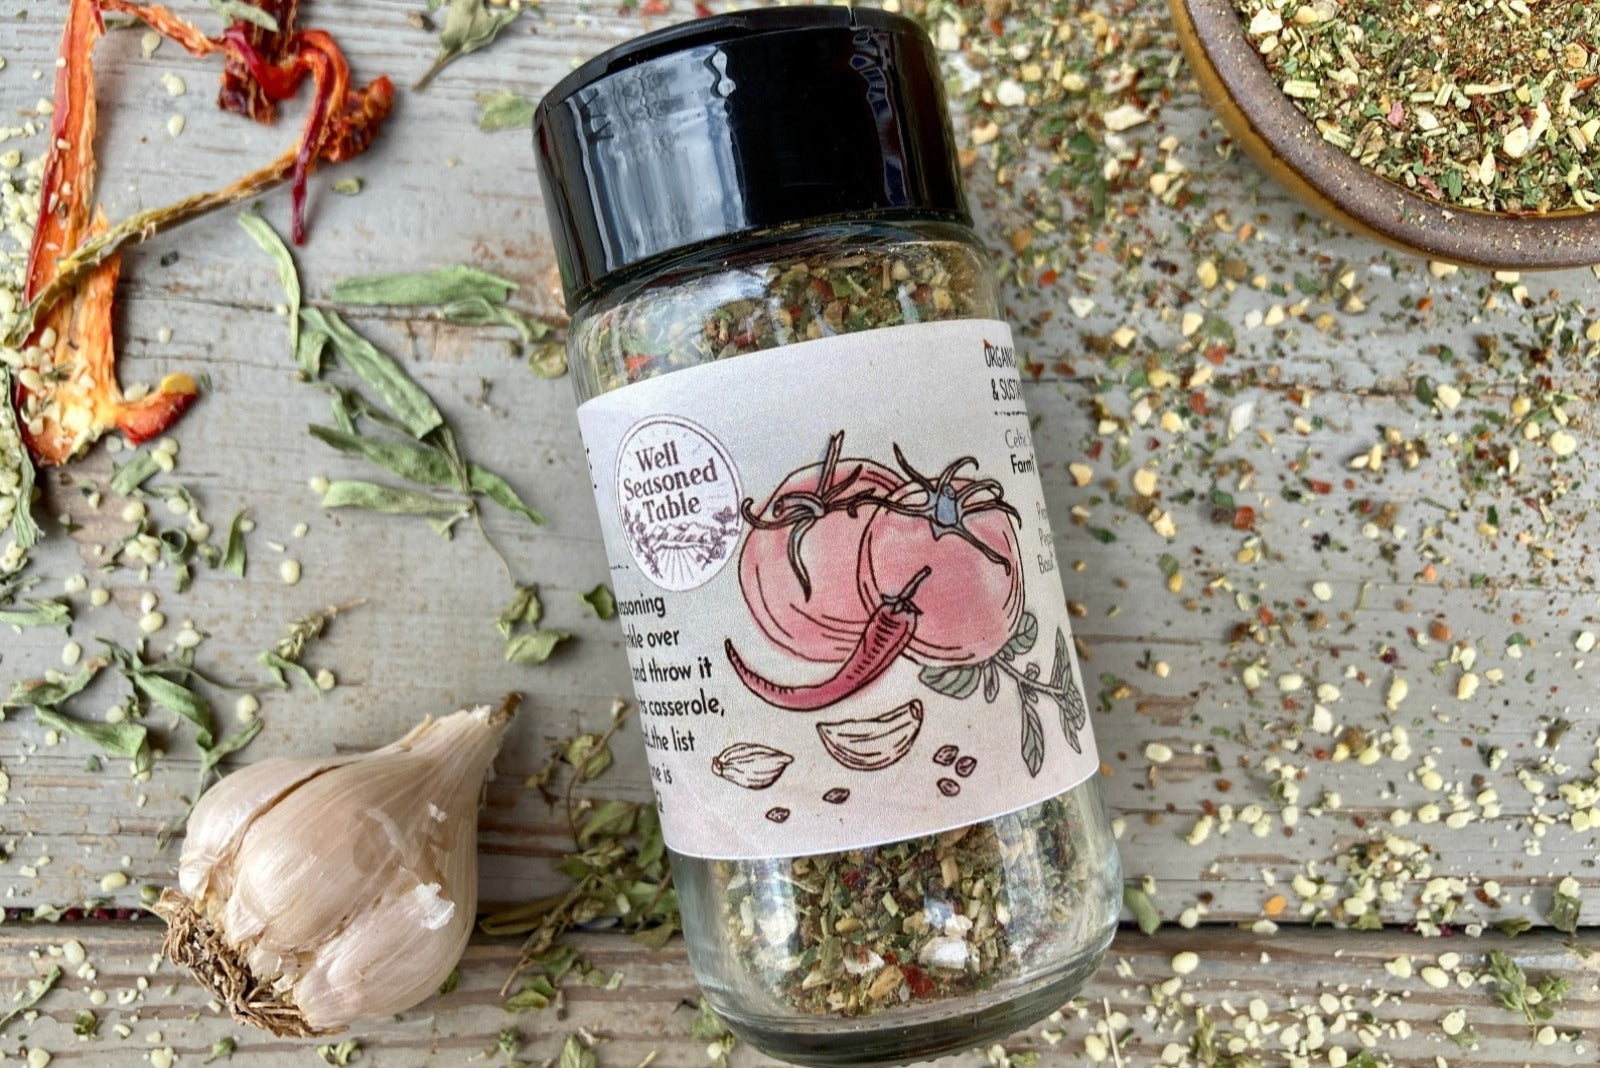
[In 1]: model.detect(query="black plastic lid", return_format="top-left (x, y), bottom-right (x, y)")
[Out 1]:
top-left (533, 6), bottom-right (969, 311)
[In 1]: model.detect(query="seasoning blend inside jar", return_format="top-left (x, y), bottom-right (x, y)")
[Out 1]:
top-left (535, 8), bottom-right (1121, 1064)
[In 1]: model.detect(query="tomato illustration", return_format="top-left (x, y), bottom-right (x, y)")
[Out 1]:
top-left (738, 432), bottom-right (900, 663)
top-left (856, 451), bottom-right (1024, 666)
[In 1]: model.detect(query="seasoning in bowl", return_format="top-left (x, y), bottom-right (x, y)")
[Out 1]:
top-left (1232, 0), bottom-right (1600, 213)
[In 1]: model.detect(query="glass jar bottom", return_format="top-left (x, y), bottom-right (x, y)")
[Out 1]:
top-left (712, 919), bottom-right (1115, 1067)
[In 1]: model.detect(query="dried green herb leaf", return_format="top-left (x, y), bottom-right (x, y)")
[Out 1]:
top-left (73, 1009), bottom-right (99, 1037)
top-left (1123, 884), bottom-right (1161, 935)
top-left (109, 450), bottom-right (162, 496)
top-left (132, 672), bottom-right (214, 749)
top-left (259, 650), bottom-right (316, 691)
top-left (221, 509), bottom-right (248, 576)
top-left (3, 372), bottom-right (42, 552)
top-left (304, 308), bottom-right (443, 439)
top-left (321, 479), bottom-right (468, 517)
top-left (439, 295), bottom-right (542, 343)
top-left (1495, 916), bottom-right (1534, 938)
top-left (506, 629), bottom-right (569, 665)
top-left (330, 264), bottom-right (517, 307)
top-left (315, 1039), bottom-right (361, 1066)
top-left (557, 1035), bottom-right (597, 1068)
top-left (498, 585), bottom-right (542, 636)
top-left (477, 89), bottom-right (537, 131)
top-left (6, 662), bottom-right (99, 710)
top-left (239, 211), bottom-right (301, 357)
top-left (208, 0), bottom-right (280, 31)
top-left (417, 0), bottom-right (520, 90)
top-left (1548, 886), bottom-right (1582, 937)
top-left (0, 598), bottom-right (71, 629)
top-left (527, 341), bottom-right (569, 378)
top-left (690, 997), bottom-right (732, 1043)
top-left (296, 316), bottom-right (330, 378)
top-left (332, 177), bottom-right (363, 196)
top-left (577, 799), bottom-right (637, 845)
top-left (201, 718), bottom-right (263, 774)
top-left (437, 968), bottom-right (462, 997)
top-left (468, 463), bottom-right (543, 524)
top-left (580, 583), bottom-right (616, 620)
top-left (309, 425), bottom-right (456, 486)
top-left (202, 1036), bottom-right (236, 1064)
top-left (34, 706), bottom-right (151, 767)
top-left (0, 963), bottom-right (61, 1036)
top-left (503, 974), bottom-right (557, 1013)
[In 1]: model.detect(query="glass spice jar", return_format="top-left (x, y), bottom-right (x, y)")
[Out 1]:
top-left (534, 8), bottom-right (1121, 1065)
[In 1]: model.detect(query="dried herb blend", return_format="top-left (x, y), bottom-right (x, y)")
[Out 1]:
top-left (1233, 0), bottom-right (1600, 212)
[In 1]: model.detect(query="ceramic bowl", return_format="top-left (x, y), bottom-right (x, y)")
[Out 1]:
top-left (1171, 0), bottom-right (1600, 269)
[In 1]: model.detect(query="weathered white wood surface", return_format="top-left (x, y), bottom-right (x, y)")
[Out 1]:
top-left (2, 925), bottom-right (1597, 1066)
top-left (4, 0), bottom-right (1600, 1062)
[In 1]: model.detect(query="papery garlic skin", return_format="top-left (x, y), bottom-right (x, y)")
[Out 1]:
top-left (156, 697), bottom-right (516, 1037)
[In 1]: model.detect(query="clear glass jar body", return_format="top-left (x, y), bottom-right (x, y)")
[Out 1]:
top-left (569, 220), bottom-right (1121, 1066)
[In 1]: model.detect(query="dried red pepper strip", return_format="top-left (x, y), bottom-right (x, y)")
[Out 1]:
top-left (12, 0), bottom-right (391, 466)
top-left (217, 0), bottom-right (301, 122)
top-left (723, 567), bottom-right (932, 711)
top-left (14, 0), bottom-right (196, 467)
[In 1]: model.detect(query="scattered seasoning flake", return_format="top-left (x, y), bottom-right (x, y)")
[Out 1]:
top-left (1170, 951), bottom-right (1198, 976)
top-left (1144, 741), bottom-right (1174, 764)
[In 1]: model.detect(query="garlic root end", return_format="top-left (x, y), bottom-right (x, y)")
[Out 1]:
top-left (154, 888), bottom-right (325, 1038)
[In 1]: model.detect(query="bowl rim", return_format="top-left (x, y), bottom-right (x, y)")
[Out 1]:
top-left (1174, 0), bottom-right (1600, 269)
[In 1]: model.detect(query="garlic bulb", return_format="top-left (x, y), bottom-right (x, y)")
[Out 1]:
top-left (155, 695), bottom-right (517, 1036)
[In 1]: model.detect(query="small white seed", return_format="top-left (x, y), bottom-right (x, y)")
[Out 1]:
top-left (279, 559), bottom-right (301, 586)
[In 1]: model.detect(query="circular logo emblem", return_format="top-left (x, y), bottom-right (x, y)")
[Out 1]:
top-left (614, 416), bottom-right (742, 591)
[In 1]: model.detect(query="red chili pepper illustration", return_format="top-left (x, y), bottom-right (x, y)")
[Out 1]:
top-left (724, 567), bottom-right (931, 711)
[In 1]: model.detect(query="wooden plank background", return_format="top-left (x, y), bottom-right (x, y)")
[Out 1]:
top-left (2, 0), bottom-right (1599, 1063)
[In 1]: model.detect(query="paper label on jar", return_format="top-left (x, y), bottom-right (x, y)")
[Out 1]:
top-left (576, 319), bottom-right (1100, 860)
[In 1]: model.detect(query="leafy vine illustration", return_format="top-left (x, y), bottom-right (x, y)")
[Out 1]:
top-left (918, 611), bottom-right (1086, 777)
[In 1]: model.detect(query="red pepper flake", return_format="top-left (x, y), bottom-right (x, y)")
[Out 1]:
top-left (217, 0), bottom-right (299, 121)
top-left (901, 964), bottom-right (937, 999)
top-left (1232, 505), bottom-right (1256, 531)
top-left (641, 0), bottom-right (671, 14)
top-left (1308, 479), bottom-right (1333, 495)
top-left (1037, 269), bottom-right (1059, 286)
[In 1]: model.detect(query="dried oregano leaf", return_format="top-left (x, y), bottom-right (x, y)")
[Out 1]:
top-left (468, 464), bottom-right (543, 525)
top-left (477, 90), bottom-right (537, 131)
top-left (302, 308), bottom-right (443, 440)
top-left (416, 0), bottom-right (520, 90)
top-left (130, 672), bottom-right (214, 749)
top-left (1123, 884), bottom-right (1161, 935)
top-left (321, 479), bottom-right (469, 517)
top-left (498, 585), bottom-right (542, 636)
top-left (439, 295), bottom-right (544, 344)
top-left (239, 211), bottom-right (301, 356)
top-left (0, 598), bottom-right (71, 629)
top-left (109, 450), bottom-right (162, 496)
top-left (580, 584), bottom-right (616, 620)
top-left (505, 629), bottom-right (569, 665)
top-left (329, 264), bottom-right (517, 307)
top-left (221, 509), bottom-right (248, 576)
top-left (202, 718), bottom-right (263, 774)
top-left (0, 963), bottom-right (61, 1036)
top-left (309, 425), bottom-right (456, 487)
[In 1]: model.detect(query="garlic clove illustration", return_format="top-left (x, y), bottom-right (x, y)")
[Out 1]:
top-left (155, 695), bottom-right (517, 1037)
